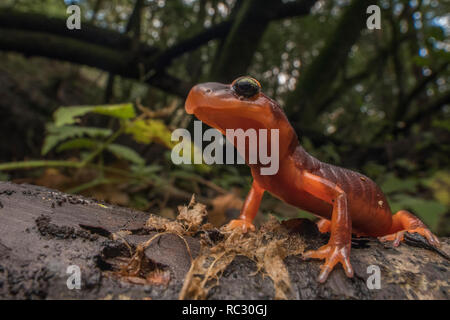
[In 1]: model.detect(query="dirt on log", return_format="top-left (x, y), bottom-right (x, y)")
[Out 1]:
top-left (0, 181), bottom-right (448, 300)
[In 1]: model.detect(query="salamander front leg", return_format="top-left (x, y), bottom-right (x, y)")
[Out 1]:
top-left (224, 180), bottom-right (264, 233)
top-left (300, 172), bottom-right (354, 283)
top-left (317, 219), bottom-right (331, 233)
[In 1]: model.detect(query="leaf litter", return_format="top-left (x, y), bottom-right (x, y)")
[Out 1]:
top-left (121, 195), bottom-right (307, 299)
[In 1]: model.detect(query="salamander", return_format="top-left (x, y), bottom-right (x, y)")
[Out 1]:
top-left (184, 76), bottom-right (440, 283)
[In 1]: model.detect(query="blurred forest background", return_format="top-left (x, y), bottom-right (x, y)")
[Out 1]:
top-left (0, 0), bottom-right (448, 235)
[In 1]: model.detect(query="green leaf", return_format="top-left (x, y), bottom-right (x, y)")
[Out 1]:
top-left (42, 125), bottom-right (112, 155)
top-left (92, 103), bottom-right (136, 119)
top-left (53, 103), bottom-right (135, 127)
top-left (125, 119), bottom-right (174, 148)
top-left (56, 138), bottom-right (99, 152)
top-left (106, 144), bottom-right (145, 165)
top-left (54, 106), bottom-right (94, 127)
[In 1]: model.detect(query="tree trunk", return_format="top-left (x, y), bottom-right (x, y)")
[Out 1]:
top-left (210, 0), bottom-right (317, 82)
top-left (0, 182), bottom-right (448, 300)
top-left (286, 0), bottom-right (375, 126)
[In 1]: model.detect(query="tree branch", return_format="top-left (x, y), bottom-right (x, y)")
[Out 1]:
top-left (210, 0), bottom-right (277, 82)
top-left (125, 0), bottom-right (145, 37)
top-left (148, 20), bottom-right (232, 71)
top-left (149, 0), bottom-right (317, 75)
top-left (269, 0), bottom-right (318, 20)
top-left (0, 9), bottom-right (156, 53)
top-left (0, 28), bottom-right (190, 97)
top-left (0, 2), bottom-right (319, 97)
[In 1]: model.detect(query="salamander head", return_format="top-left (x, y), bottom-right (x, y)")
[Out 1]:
top-left (185, 76), bottom-right (286, 133)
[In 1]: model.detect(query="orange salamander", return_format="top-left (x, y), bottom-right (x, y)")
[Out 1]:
top-left (184, 76), bottom-right (440, 283)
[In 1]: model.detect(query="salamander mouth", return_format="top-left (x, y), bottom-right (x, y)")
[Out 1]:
top-left (192, 106), bottom-right (267, 134)
top-left (184, 99), bottom-right (197, 114)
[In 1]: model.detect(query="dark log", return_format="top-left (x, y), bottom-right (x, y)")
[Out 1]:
top-left (0, 182), bottom-right (448, 300)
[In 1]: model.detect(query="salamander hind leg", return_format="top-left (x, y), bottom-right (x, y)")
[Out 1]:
top-left (379, 210), bottom-right (440, 247)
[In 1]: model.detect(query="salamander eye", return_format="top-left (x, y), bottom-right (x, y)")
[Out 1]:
top-left (231, 76), bottom-right (261, 98)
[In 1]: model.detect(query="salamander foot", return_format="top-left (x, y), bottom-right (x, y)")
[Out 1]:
top-left (378, 210), bottom-right (440, 247)
top-left (224, 219), bottom-right (255, 233)
top-left (379, 227), bottom-right (440, 247)
top-left (303, 243), bottom-right (354, 283)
